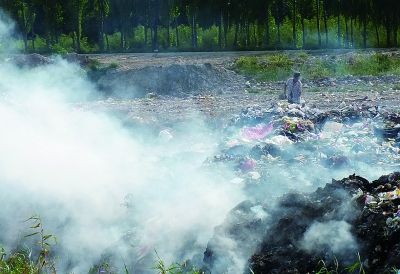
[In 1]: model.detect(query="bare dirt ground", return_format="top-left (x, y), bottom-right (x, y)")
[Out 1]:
top-left (86, 51), bottom-right (400, 125)
top-left (83, 90), bottom-right (400, 128)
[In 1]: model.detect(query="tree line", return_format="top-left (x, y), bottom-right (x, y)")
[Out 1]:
top-left (0, 0), bottom-right (399, 53)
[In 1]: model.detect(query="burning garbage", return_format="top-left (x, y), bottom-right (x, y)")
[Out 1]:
top-left (204, 173), bottom-right (400, 274)
top-left (202, 100), bottom-right (400, 273)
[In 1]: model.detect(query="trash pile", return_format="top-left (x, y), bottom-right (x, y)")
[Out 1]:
top-left (247, 173), bottom-right (400, 274)
top-left (201, 101), bottom-right (400, 274)
top-left (203, 173), bottom-right (400, 274)
top-left (207, 101), bottom-right (400, 199)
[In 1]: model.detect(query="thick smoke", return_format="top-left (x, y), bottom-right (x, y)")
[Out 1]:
top-left (0, 13), bottom-right (398, 274)
top-left (0, 11), bottom-right (14, 52)
top-left (0, 18), bottom-right (246, 273)
top-left (0, 60), bottom-right (246, 272)
top-left (300, 220), bottom-right (358, 255)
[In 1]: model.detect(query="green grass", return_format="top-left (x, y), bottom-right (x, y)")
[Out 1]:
top-left (233, 52), bottom-right (400, 81)
top-left (234, 53), bottom-right (295, 81)
top-left (0, 216), bottom-right (57, 274)
top-left (0, 248), bottom-right (39, 274)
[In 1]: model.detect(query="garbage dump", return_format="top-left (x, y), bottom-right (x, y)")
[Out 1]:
top-left (201, 101), bottom-right (400, 274)
top-left (247, 172), bottom-right (400, 274)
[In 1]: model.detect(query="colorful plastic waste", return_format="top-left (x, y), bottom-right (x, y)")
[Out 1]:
top-left (242, 123), bottom-right (274, 141)
top-left (239, 159), bottom-right (257, 172)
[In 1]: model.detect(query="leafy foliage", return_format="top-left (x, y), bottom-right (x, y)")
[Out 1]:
top-left (1, 0), bottom-right (400, 52)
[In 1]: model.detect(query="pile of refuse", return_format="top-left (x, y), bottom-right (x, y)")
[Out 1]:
top-left (207, 101), bottom-right (400, 198)
top-left (248, 173), bottom-right (400, 274)
top-left (203, 173), bottom-right (400, 274)
top-left (201, 101), bottom-right (400, 273)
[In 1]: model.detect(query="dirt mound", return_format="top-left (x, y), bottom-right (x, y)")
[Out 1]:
top-left (94, 63), bottom-right (244, 98)
top-left (6, 53), bottom-right (52, 67)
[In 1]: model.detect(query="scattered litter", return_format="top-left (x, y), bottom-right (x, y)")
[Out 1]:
top-left (158, 129), bottom-right (173, 141)
top-left (242, 123), bottom-right (274, 141)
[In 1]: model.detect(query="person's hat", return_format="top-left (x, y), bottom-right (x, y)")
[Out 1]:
top-left (293, 71), bottom-right (301, 77)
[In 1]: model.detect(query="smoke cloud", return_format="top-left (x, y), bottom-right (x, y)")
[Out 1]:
top-left (300, 220), bottom-right (358, 255)
top-left (0, 55), bottom-right (245, 272)
top-left (0, 12), bottom-right (399, 274)
top-left (0, 11), bottom-right (15, 53)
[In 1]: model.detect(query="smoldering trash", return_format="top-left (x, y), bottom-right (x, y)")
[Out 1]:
top-left (203, 102), bottom-right (400, 274)
top-left (1, 56), bottom-right (400, 274)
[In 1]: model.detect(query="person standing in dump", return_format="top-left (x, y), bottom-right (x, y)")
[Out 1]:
top-left (283, 71), bottom-right (302, 104)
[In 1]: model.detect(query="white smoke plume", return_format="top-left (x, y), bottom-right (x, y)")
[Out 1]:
top-left (300, 220), bottom-right (358, 255)
top-left (0, 58), bottom-right (244, 272)
top-left (0, 11), bottom-right (15, 53)
top-left (0, 11), bottom-right (398, 274)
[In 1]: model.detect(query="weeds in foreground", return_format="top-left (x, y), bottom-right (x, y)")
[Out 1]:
top-left (344, 253), bottom-right (366, 274)
top-left (24, 215), bottom-right (57, 273)
top-left (153, 251), bottom-right (204, 274)
top-left (315, 253), bottom-right (370, 274)
top-left (316, 257), bottom-right (339, 274)
top-left (0, 215), bottom-right (57, 274)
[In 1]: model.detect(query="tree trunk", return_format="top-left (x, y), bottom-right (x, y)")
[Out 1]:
top-left (166, 25), bottom-right (170, 49)
top-left (373, 25), bottom-right (379, 47)
top-left (105, 34), bottom-right (109, 52)
top-left (72, 32), bottom-right (76, 50)
top-left (345, 16), bottom-right (349, 48)
top-left (233, 22), bottom-right (239, 48)
top-left (23, 34), bottom-right (28, 52)
top-left (301, 17), bottom-right (305, 49)
top-left (120, 30), bottom-right (124, 51)
top-left (351, 18), bottom-right (354, 47)
top-left (246, 21), bottom-right (250, 47)
top-left (394, 27), bottom-right (398, 47)
top-left (253, 23), bottom-right (257, 47)
top-left (76, 1), bottom-right (81, 53)
top-left (363, 14), bottom-right (367, 48)
top-left (218, 9), bottom-right (223, 49)
top-left (175, 20), bottom-right (180, 48)
top-left (323, 0), bottom-right (328, 47)
top-left (264, 8), bottom-right (270, 48)
top-left (240, 22), bottom-right (245, 47)
top-left (166, 5), bottom-right (170, 48)
top-left (224, 14), bottom-right (228, 48)
top-left (337, 13), bottom-right (341, 48)
top-left (191, 13), bottom-right (196, 48)
top-left (277, 23), bottom-right (281, 49)
top-left (150, 27), bottom-right (153, 48)
top-left (292, 0), bottom-right (296, 48)
top-left (386, 23), bottom-right (391, 47)
top-left (153, 0), bottom-right (159, 51)
top-left (144, 26), bottom-right (148, 47)
top-left (153, 24), bottom-right (158, 50)
top-left (31, 23), bottom-right (35, 50)
top-left (316, 0), bottom-right (321, 48)
top-left (99, 1), bottom-right (105, 52)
